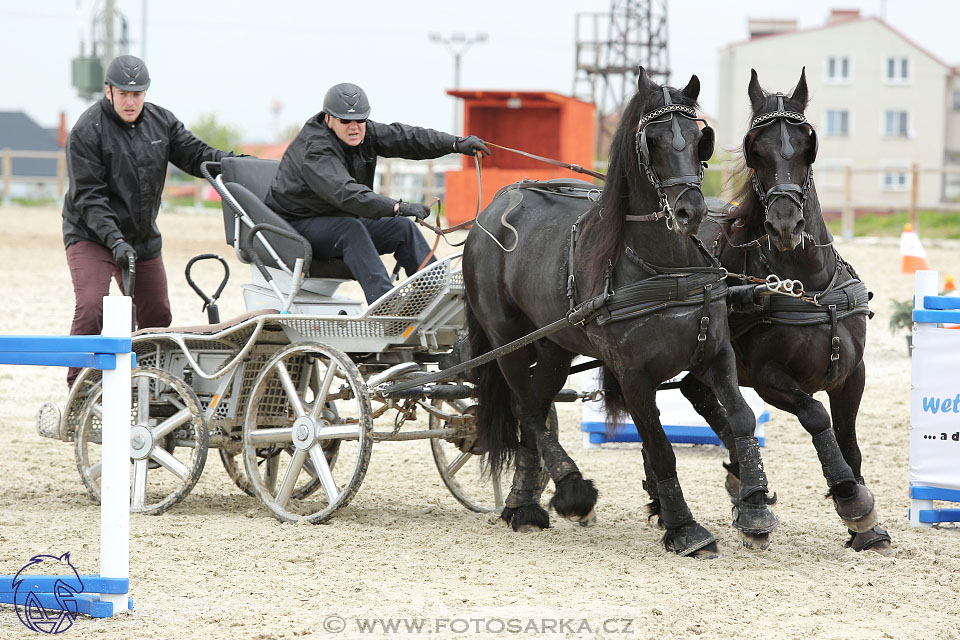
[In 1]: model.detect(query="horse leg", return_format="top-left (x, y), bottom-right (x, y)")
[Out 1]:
top-left (755, 365), bottom-right (877, 534)
top-left (622, 374), bottom-right (719, 557)
top-left (640, 443), bottom-right (664, 528)
top-left (501, 438), bottom-right (551, 532)
top-left (694, 346), bottom-right (778, 549)
top-left (827, 363), bottom-right (893, 555)
top-left (531, 346), bottom-right (598, 526)
top-left (500, 342), bottom-right (597, 530)
top-left (678, 373), bottom-right (742, 499)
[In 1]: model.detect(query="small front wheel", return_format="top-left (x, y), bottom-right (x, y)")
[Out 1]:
top-left (74, 367), bottom-right (208, 515)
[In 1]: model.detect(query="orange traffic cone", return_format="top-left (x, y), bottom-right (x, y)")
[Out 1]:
top-left (944, 274), bottom-right (956, 294)
top-left (900, 223), bottom-right (929, 274)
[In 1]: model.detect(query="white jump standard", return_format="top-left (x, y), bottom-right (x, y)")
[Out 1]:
top-left (0, 296), bottom-right (133, 619)
top-left (909, 270), bottom-right (960, 526)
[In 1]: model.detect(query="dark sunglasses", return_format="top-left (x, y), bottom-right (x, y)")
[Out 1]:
top-left (339, 118), bottom-right (367, 125)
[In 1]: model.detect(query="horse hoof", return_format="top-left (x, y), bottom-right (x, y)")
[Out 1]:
top-left (846, 526), bottom-right (895, 556)
top-left (570, 507), bottom-right (597, 528)
top-left (732, 501), bottom-right (778, 536)
top-left (834, 484), bottom-right (877, 533)
top-left (515, 523), bottom-right (544, 533)
top-left (662, 522), bottom-right (719, 557)
top-left (549, 473), bottom-right (598, 522)
top-left (739, 530), bottom-right (771, 551)
top-left (502, 504), bottom-right (550, 533)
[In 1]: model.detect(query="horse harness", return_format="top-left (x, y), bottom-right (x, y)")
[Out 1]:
top-left (727, 242), bottom-right (872, 385)
top-left (743, 94), bottom-right (818, 224)
top-left (629, 87), bottom-right (715, 230)
top-left (565, 204), bottom-right (728, 367)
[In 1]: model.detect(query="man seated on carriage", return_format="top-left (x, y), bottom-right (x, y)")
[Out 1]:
top-left (264, 82), bottom-right (490, 304)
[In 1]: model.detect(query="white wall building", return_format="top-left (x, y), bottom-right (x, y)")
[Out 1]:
top-left (717, 10), bottom-right (960, 211)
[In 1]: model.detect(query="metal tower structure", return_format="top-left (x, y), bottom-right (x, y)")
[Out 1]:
top-left (72, 0), bottom-right (131, 100)
top-left (573, 0), bottom-right (670, 157)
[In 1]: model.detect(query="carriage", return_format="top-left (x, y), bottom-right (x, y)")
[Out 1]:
top-left (34, 156), bottom-right (571, 524)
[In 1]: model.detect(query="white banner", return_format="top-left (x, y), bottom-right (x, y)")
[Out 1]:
top-left (580, 369), bottom-right (767, 445)
top-left (910, 324), bottom-right (960, 491)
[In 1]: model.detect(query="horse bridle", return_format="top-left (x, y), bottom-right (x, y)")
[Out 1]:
top-left (631, 87), bottom-right (714, 229)
top-left (743, 94), bottom-right (818, 221)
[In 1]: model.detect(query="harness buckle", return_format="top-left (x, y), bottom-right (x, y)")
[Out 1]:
top-left (700, 317), bottom-right (710, 331)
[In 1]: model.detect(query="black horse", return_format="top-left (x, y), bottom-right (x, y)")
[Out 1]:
top-left (677, 68), bottom-right (891, 554)
top-left (462, 68), bottom-right (778, 557)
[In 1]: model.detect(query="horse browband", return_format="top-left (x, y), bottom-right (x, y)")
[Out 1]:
top-left (638, 103), bottom-right (699, 130)
top-left (750, 109), bottom-right (806, 129)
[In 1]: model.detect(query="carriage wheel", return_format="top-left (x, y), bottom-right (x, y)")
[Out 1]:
top-left (219, 438), bottom-right (339, 499)
top-left (74, 367), bottom-right (208, 515)
top-left (242, 342), bottom-right (372, 523)
top-left (429, 401), bottom-right (556, 513)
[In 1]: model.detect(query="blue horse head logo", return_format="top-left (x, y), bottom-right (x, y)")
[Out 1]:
top-left (13, 553), bottom-right (85, 634)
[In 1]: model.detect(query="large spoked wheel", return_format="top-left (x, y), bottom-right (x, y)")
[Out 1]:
top-left (74, 367), bottom-right (208, 515)
top-left (429, 401), bottom-right (556, 513)
top-left (219, 440), bottom-right (336, 499)
top-left (242, 342), bottom-right (372, 523)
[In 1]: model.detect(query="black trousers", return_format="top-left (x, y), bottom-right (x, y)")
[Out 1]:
top-left (287, 215), bottom-right (435, 303)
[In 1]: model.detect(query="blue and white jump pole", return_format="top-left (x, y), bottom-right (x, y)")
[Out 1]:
top-left (0, 296), bottom-right (133, 617)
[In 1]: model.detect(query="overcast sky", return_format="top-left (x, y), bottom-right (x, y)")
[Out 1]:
top-left (1, 0), bottom-right (957, 143)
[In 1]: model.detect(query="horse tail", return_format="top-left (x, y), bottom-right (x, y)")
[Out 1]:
top-left (466, 303), bottom-right (518, 477)
top-left (601, 365), bottom-right (629, 437)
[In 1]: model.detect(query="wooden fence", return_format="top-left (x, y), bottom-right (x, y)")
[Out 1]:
top-left (3, 148), bottom-right (959, 238)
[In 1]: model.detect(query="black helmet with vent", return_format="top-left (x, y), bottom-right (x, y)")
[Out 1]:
top-left (322, 83), bottom-right (370, 120)
top-left (104, 55), bottom-right (151, 91)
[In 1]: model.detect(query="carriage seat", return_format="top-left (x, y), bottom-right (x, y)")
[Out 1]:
top-left (133, 309), bottom-right (279, 338)
top-left (219, 156), bottom-right (355, 288)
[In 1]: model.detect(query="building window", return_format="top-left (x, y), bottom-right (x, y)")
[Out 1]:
top-left (884, 56), bottom-right (910, 83)
top-left (825, 56), bottom-right (851, 83)
top-left (952, 90), bottom-right (960, 111)
top-left (881, 170), bottom-right (908, 191)
top-left (883, 110), bottom-right (909, 137)
top-left (825, 109), bottom-right (850, 136)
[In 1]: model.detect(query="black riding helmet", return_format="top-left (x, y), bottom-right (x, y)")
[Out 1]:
top-left (323, 83), bottom-right (370, 120)
top-left (104, 55), bottom-right (151, 91)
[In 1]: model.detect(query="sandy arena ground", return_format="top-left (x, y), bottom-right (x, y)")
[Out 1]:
top-left (1, 203), bottom-right (959, 639)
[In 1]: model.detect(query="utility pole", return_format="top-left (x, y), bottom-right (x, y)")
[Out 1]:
top-left (142, 0), bottom-right (148, 60)
top-left (428, 32), bottom-right (488, 136)
top-left (105, 0), bottom-right (116, 63)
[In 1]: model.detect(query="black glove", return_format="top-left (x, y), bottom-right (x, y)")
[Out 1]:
top-left (111, 241), bottom-right (137, 268)
top-left (454, 135), bottom-right (491, 157)
top-left (396, 202), bottom-right (430, 220)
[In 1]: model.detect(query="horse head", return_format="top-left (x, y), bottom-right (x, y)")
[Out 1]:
top-left (743, 67), bottom-right (819, 251)
top-left (634, 66), bottom-right (714, 235)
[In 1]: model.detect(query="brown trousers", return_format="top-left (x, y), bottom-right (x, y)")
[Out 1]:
top-left (65, 241), bottom-right (172, 386)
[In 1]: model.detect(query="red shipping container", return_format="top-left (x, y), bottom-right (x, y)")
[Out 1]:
top-left (444, 90), bottom-right (596, 225)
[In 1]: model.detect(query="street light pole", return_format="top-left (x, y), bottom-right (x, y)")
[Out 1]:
top-left (428, 32), bottom-right (487, 136)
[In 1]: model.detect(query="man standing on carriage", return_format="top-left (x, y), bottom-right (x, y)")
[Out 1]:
top-left (61, 54), bottom-right (239, 387)
top-left (265, 82), bottom-right (490, 304)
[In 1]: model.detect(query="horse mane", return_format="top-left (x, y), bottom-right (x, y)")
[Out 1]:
top-left (578, 83), bottom-right (701, 295)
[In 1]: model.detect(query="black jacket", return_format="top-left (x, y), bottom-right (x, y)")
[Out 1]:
top-left (265, 114), bottom-right (457, 220)
top-left (62, 97), bottom-right (232, 259)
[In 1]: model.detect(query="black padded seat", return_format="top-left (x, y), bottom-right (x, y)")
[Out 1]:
top-left (220, 157), bottom-right (355, 280)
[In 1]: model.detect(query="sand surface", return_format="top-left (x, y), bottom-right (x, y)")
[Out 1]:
top-left (1, 204), bottom-right (959, 639)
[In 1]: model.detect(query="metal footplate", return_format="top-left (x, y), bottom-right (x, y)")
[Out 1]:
top-left (36, 402), bottom-right (63, 440)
